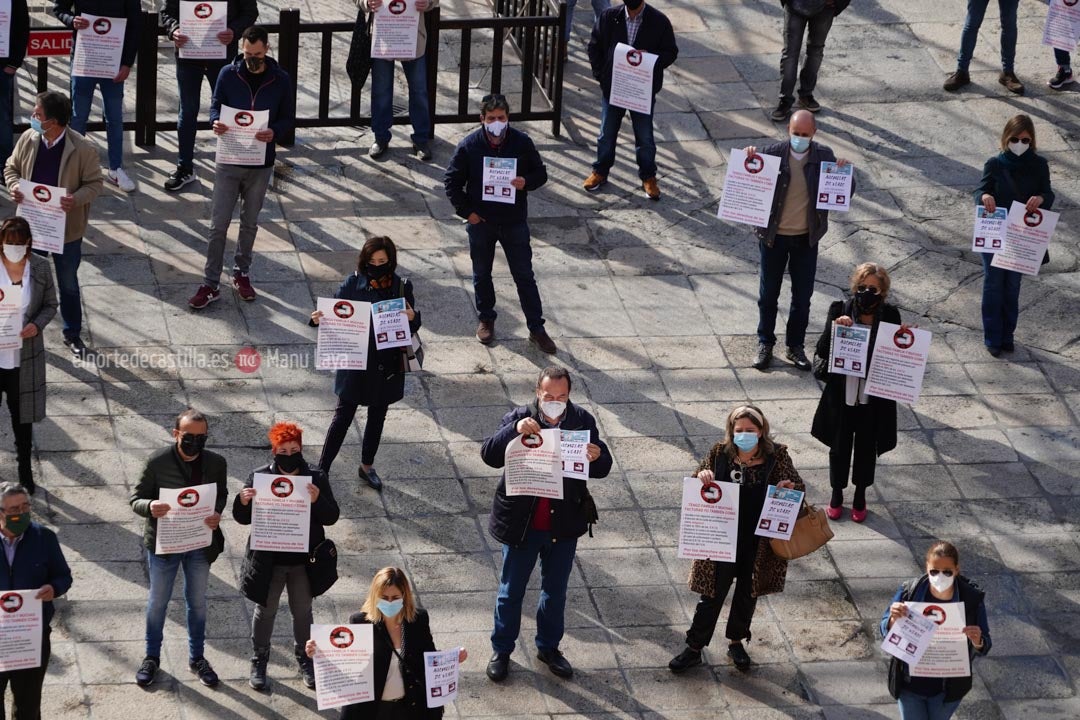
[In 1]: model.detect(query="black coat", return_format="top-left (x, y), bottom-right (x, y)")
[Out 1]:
top-left (481, 401), bottom-right (612, 546)
top-left (973, 151), bottom-right (1055, 211)
top-left (328, 272), bottom-right (422, 408)
top-left (811, 299), bottom-right (899, 456)
top-left (233, 461), bottom-right (340, 606)
top-left (341, 609), bottom-right (443, 720)
top-left (588, 5), bottom-right (678, 100)
top-left (1, 0), bottom-right (29, 69)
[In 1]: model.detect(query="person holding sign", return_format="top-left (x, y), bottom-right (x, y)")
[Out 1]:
top-left (129, 408), bottom-right (228, 689)
top-left (881, 542), bottom-right (991, 719)
top-left (52, 0), bottom-right (142, 193)
top-left (160, 0), bottom-right (260, 191)
top-left (481, 366), bottom-right (611, 683)
top-left (584, 0), bottom-right (678, 200)
top-left (974, 114), bottom-right (1054, 357)
top-left (0, 218), bottom-right (57, 495)
top-left (5, 91), bottom-right (103, 358)
top-left (671, 405), bottom-right (804, 674)
top-left (0, 0), bottom-right (29, 168)
top-left (189, 25), bottom-right (295, 309)
top-left (811, 263), bottom-right (905, 523)
top-left (366, 0), bottom-right (438, 162)
top-left (0, 482), bottom-right (72, 719)
top-left (310, 236), bottom-right (421, 492)
top-left (305, 567), bottom-right (465, 718)
top-left (746, 111), bottom-right (851, 372)
top-left (234, 421), bottom-right (339, 692)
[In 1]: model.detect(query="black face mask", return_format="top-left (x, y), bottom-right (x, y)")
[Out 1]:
top-left (855, 289), bottom-right (882, 313)
top-left (623, 0), bottom-right (643, 9)
top-left (244, 56), bottom-right (265, 72)
top-left (366, 263), bottom-right (392, 280)
top-left (179, 433), bottom-right (208, 456)
top-left (274, 452), bottom-right (305, 474)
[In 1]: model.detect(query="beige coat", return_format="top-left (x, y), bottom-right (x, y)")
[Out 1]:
top-left (4, 128), bottom-right (103, 244)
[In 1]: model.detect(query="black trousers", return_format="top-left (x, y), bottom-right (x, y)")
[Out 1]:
top-left (0, 368), bottom-right (32, 466)
top-left (829, 403), bottom-right (878, 490)
top-left (685, 559), bottom-right (757, 649)
top-left (0, 627), bottom-right (51, 720)
top-left (374, 699), bottom-right (413, 720)
top-left (319, 398), bottom-right (390, 472)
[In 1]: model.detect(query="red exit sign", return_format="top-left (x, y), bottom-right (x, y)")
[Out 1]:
top-left (27, 30), bottom-right (73, 57)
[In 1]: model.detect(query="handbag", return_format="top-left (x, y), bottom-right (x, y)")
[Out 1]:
top-left (687, 558), bottom-right (716, 597)
top-left (306, 538), bottom-right (339, 597)
top-left (580, 486), bottom-right (599, 537)
top-left (397, 277), bottom-right (425, 372)
top-left (769, 502), bottom-right (833, 559)
top-left (346, 7), bottom-right (374, 91)
top-left (787, 0), bottom-right (828, 17)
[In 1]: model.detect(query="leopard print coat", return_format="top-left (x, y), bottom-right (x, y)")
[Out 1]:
top-left (687, 442), bottom-right (806, 599)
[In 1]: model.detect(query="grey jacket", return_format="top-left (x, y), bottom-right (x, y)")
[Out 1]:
top-left (15, 255), bottom-right (58, 423)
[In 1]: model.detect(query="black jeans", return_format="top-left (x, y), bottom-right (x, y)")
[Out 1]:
top-left (779, 7), bottom-right (835, 104)
top-left (319, 398), bottom-right (390, 471)
top-left (757, 234), bottom-right (818, 348)
top-left (685, 560), bottom-right (757, 649)
top-left (0, 368), bottom-right (32, 467)
top-left (374, 699), bottom-right (412, 720)
top-left (829, 403), bottom-right (878, 490)
top-left (0, 627), bottom-right (51, 720)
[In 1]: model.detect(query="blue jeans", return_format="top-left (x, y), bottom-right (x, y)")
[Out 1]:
top-left (897, 690), bottom-right (962, 720)
top-left (594, 95), bottom-right (656, 180)
top-left (370, 56), bottom-right (431, 146)
top-left (48, 239), bottom-right (83, 341)
top-left (0, 71), bottom-right (14, 168)
top-left (145, 548), bottom-right (210, 661)
top-left (591, 0), bottom-right (609, 22)
top-left (467, 220), bottom-right (545, 332)
top-left (69, 75), bottom-right (125, 170)
top-left (779, 7), bottom-right (835, 104)
top-left (492, 529), bottom-right (578, 655)
top-left (980, 251), bottom-right (1021, 349)
top-left (176, 60), bottom-right (228, 170)
top-left (1055, 49), bottom-right (1072, 68)
top-left (957, 0), bottom-right (1019, 72)
top-left (757, 234), bottom-right (818, 348)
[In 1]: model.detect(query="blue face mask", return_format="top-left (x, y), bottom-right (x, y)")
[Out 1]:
top-left (29, 117), bottom-right (44, 135)
top-left (733, 432), bottom-right (759, 452)
top-left (789, 134), bottom-right (810, 153)
top-left (377, 599), bottom-right (404, 618)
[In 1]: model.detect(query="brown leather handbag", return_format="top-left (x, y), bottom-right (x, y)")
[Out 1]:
top-left (769, 502), bottom-right (833, 560)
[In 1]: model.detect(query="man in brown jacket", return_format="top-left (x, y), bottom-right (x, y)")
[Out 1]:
top-left (4, 91), bottom-right (103, 357)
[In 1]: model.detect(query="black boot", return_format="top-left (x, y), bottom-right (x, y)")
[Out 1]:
top-left (249, 649), bottom-right (270, 691)
top-left (16, 424), bottom-right (34, 495)
top-left (296, 649), bottom-right (316, 689)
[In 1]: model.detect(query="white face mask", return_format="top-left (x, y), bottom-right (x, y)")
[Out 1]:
top-left (1008, 141), bottom-right (1029, 157)
top-left (2, 244), bottom-right (27, 263)
top-left (484, 120), bottom-right (508, 137)
top-left (928, 571), bottom-right (955, 593)
top-left (539, 400), bottom-right (566, 420)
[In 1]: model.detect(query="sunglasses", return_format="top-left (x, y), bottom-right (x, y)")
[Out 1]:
top-left (928, 569), bottom-right (954, 577)
top-left (1008, 137), bottom-right (1031, 145)
top-left (856, 285), bottom-right (881, 295)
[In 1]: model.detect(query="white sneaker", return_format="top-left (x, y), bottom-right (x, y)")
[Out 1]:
top-left (108, 167), bottom-right (137, 193)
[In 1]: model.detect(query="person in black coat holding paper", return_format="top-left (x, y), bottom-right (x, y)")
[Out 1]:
top-left (305, 567), bottom-right (466, 720)
top-left (310, 236), bottom-right (421, 491)
top-left (811, 262), bottom-right (907, 523)
top-left (234, 421), bottom-right (340, 693)
top-left (974, 114), bottom-right (1054, 357)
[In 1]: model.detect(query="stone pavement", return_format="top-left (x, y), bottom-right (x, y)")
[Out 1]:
top-left (8, 0), bottom-right (1080, 718)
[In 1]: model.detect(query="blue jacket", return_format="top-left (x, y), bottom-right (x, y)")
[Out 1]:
top-left (0, 522), bottom-right (73, 627)
top-left (443, 126), bottom-right (547, 224)
top-left (211, 55), bottom-right (295, 166)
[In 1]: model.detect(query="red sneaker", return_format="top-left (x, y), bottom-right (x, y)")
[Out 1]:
top-left (233, 272), bottom-right (257, 301)
top-left (188, 284), bottom-right (220, 309)
top-left (826, 505), bottom-right (843, 521)
top-left (851, 507), bottom-right (868, 523)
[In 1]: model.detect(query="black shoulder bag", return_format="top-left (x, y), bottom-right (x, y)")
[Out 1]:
top-left (346, 6), bottom-right (374, 92)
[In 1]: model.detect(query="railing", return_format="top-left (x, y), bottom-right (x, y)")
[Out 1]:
top-left (15, 5), bottom-right (567, 145)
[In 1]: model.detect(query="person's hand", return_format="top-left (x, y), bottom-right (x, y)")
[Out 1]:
top-left (457, 647), bottom-right (468, 663)
top-left (10, 187), bottom-right (23, 204)
top-left (3, 66), bottom-right (16, 76)
top-left (254, 128), bottom-right (275, 143)
top-left (697, 469), bottom-right (715, 485)
top-left (113, 65), bottom-right (130, 83)
top-left (217, 28), bottom-right (234, 44)
top-left (204, 512), bottom-right (221, 530)
top-left (308, 482), bottom-right (320, 504)
top-left (368, 0), bottom-right (383, 9)
top-left (415, 0), bottom-right (430, 9)
top-left (887, 602), bottom-right (908, 628)
top-left (586, 443), bottom-right (601, 462)
top-left (72, 16), bottom-right (90, 30)
top-left (899, 322), bottom-right (918, 332)
top-left (510, 177), bottom-right (526, 190)
top-left (305, 639), bottom-right (318, 658)
top-left (239, 487), bottom-right (257, 506)
top-left (60, 195), bottom-right (75, 212)
top-left (310, 310), bottom-right (324, 325)
top-left (149, 500), bottom-right (171, 518)
top-left (776, 480), bottom-right (796, 489)
top-left (515, 417), bottom-right (541, 436)
top-left (172, 31), bottom-right (190, 48)
top-left (213, 121), bottom-right (228, 135)
top-left (1025, 195), bottom-right (1043, 213)
top-left (467, 212), bottom-right (484, 225)
top-left (962, 625), bottom-right (983, 648)
top-left (19, 324), bottom-right (38, 339)
top-left (405, 303), bottom-right (415, 321)
top-left (835, 315), bottom-right (854, 327)
top-left (742, 146), bottom-right (757, 159)
top-left (836, 158), bottom-right (850, 168)
top-left (35, 585), bottom-right (55, 602)
top-left (981, 194), bottom-right (996, 214)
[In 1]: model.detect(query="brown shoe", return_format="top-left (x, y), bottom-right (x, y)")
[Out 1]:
top-left (476, 320), bottom-right (495, 345)
top-left (998, 71), bottom-right (1024, 95)
top-left (583, 171), bottom-right (607, 192)
top-left (529, 330), bottom-right (557, 355)
top-left (642, 177), bottom-right (660, 201)
top-left (943, 69), bottom-right (970, 92)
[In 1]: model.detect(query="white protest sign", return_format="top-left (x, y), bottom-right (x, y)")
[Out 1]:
top-left (72, 15), bottom-right (127, 79)
top-left (424, 648), bottom-right (461, 708)
top-left (754, 485), bottom-right (804, 541)
top-left (16, 180), bottom-right (66, 254)
top-left (906, 602), bottom-right (971, 678)
top-left (504, 429), bottom-right (563, 499)
top-left (0, 285), bottom-right (22, 352)
top-left (312, 623), bottom-right (375, 710)
top-left (560, 429), bottom-right (590, 481)
top-left (0, 591), bottom-right (42, 672)
top-left (677, 477), bottom-right (739, 562)
top-left (991, 201), bottom-right (1059, 276)
top-left (865, 322), bottom-right (931, 406)
top-left (829, 322), bottom-right (871, 378)
top-left (155, 482), bottom-right (217, 555)
top-left (1042, 0), bottom-right (1080, 52)
top-left (372, 0), bottom-right (420, 59)
top-left (717, 149), bottom-right (781, 228)
top-left (372, 297), bottom-right (412, 350)
top-left (609, 42), bottom-right (657, 115)
top-left (816, 161), bottom-right (853, 212)
top-left (881, 606), bottom-right (938, 668)
top-left (972, 206), bottom-right (1007, 253)
top-left (0, 0), bottom-right (11, 59)
top-left (482, 157), bottom-right (517, 205)
top-left (316, 297), bottom-right (371, 371)
top-left (215, 105), bottom-right (270, 166)
top-left (250, 473), bottom-right (311, 553)
top-left (179, 1), bottom-right (228, 60)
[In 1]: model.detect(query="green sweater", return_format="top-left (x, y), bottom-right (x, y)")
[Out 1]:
top-left (129, 445), bottom-right (229, 563)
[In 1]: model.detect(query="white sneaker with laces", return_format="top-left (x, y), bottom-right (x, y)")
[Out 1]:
top-left (109, 167), bottom-right (137, 193)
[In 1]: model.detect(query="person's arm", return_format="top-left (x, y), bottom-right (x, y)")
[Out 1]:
top-left (160, 0), bottom-right (182, 38)
top-left (404, 279), bottom-right (421, 333)
top-left (45, 530), bottom-right (74, 598)
top-left (268, 71), bottom-right (296, 145)
top-left (480, 409), bottom-right (524, 469)
top-left (209, 66), bottom-right (229, 123)
top-left (120, 0), bottom-right (142, 67)
top-left (973, 600), bottom-right (991, 656)
top-left (520, 137), bottom-right (547, 192)
top-left (3, 137), bottom-right (23, 193)
top-left (443, 142), bottom-right (473, 220)
top-left (311, 472), bottom-right (340, 526)
top-left (230, 0), bottom-right (260, 37)
top-left (70, 150), bottom-right (104, 207)
top-left (130, 458), bottom-right (158, 518)
top-left (655, 15), bottom-right (678, 70)
top-left (417, 609), bottom-right (437, 654)
top-left (587, 11), bottom-right (605, 79)
top-left (51, 0), bottom-right (77, 29)
top-left (773, 446), bottom-right (805, 492)
top-left (974, 158), bottom-right (997, 206)
top-left (880, 585), bottom-right (905, 637)
top-left (8, 0), bottom-right (30, 68)
top-left (815, 300), bottom-right (843, 360)
top-left (232, 472), bottom-right (255, 524)
top-left (585, 414), bottom-right (612, 479)
top-left (693, 442), bottom-right (723, 478)
top-left (1038, 159), bottom-right (1055, 211)
top-left (213, 457), bottom-right (228, 515)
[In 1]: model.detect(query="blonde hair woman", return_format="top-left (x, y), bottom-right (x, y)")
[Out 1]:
top-left (306, 568), bottom-right (466, 719)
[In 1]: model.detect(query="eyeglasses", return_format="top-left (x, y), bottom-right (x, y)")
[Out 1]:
top-left (481, 93), bottom-right (507, 104)
top-left (928, 569), bottom-right (954, 577)
top-left (1008, 137), bottom-right (1031, 145)
top-left (856, 285), bottom-right (881, 295)
top-left (2, 503), bottom-right (31, 515)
